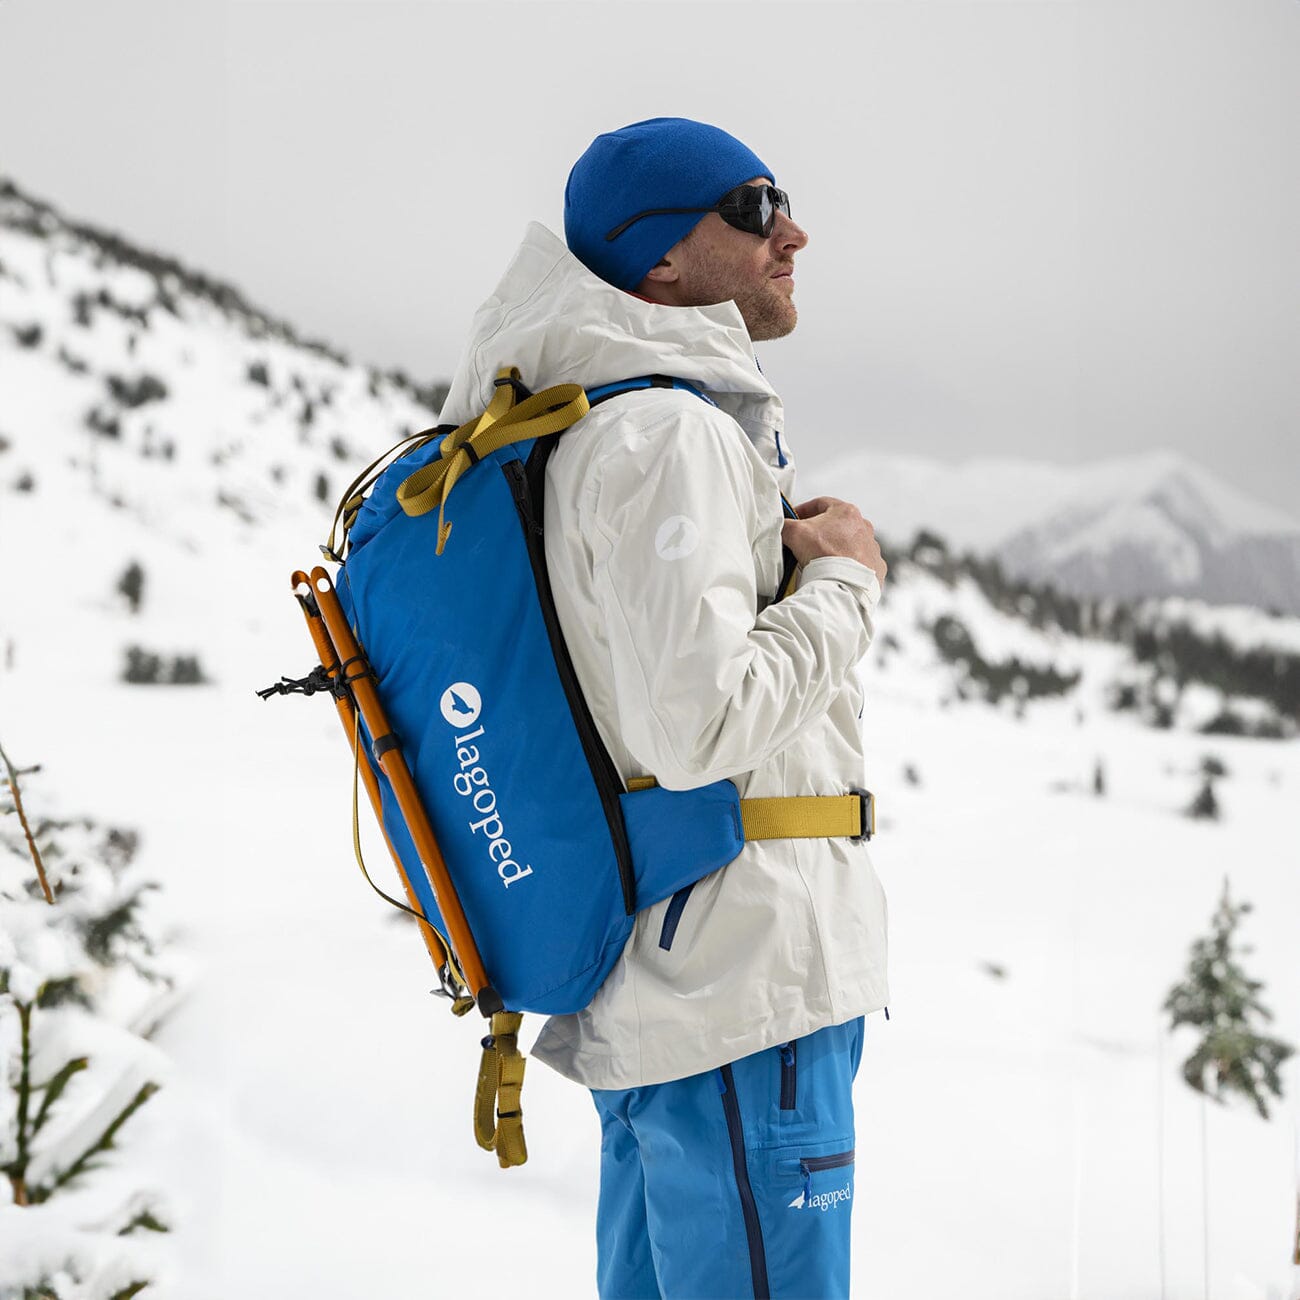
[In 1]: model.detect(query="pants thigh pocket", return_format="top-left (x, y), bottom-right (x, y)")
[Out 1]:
top-left (758, 1143), bottom-right (856, 1298)
top-left (781, 1147), bottom-right (854, 1212)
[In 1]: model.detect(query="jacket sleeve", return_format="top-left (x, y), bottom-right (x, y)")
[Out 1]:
top-left (587, 403), bottom-right (880, 790)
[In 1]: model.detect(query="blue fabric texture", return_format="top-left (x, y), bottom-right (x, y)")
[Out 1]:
top-left (564, 117), bottom-right (774, 291)
top-left (591, 1017), bottom-right (865, 1299)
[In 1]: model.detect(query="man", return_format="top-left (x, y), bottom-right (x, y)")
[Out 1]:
top-left (436, 117), bottom-right (889, 1298)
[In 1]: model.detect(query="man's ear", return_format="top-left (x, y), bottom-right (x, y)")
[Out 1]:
top-left (642, 256), bottom-right (680, 285)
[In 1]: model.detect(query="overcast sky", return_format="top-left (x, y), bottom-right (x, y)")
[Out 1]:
top-left (2, 0), bottom-right (1296, 515)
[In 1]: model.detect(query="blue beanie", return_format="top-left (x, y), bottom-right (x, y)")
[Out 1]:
top-left (564, 117), bottom-right (774, 292)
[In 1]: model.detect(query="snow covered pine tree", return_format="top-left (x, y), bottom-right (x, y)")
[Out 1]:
top-left (1163, 878), bottom-right (1294, 1119)
top-left (1, 745), bottom-right (178, 1297)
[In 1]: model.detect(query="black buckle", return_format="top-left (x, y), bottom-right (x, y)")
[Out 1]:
top-left (492, 374), bottom-right (533, 401)
top-left (850, 788), bottom-right (875, 842)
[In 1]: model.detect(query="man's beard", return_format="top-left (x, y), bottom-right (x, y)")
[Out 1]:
top-left (739, 286), bottom-right (798, 342)
top-left (682, 262), bottom-right (798, 342)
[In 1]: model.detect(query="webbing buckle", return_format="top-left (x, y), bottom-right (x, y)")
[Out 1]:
top-left (850, 788), bottom-right (875, 843)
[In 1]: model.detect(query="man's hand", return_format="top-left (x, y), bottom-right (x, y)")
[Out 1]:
top-left (782, 497), bottom-right (887, 591)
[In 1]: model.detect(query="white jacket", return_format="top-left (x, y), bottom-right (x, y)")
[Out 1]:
top-left (439, 224), bottom-right (888, 1090)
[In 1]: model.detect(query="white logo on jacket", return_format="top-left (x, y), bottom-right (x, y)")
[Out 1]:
top-left (654, 515), bottom-right (699, 561)
top-left (440, 682), bottom-right (482, 728)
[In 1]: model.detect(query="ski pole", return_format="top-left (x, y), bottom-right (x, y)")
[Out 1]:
top-left (289, 571), bottom-right (458, 983)
top-left (306, 566), bottom-right (503, 1018)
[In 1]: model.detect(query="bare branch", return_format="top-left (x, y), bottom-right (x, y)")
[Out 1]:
top-left (0, 738), bottom-right (54, 903)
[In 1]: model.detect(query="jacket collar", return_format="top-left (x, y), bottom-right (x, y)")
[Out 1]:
top-left (439, 224), bottom-right (787, 456)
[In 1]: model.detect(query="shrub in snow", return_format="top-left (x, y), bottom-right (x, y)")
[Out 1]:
top-left (104, 375), bottom-right (167, 411)
top-left (314, 471), bottom-right (330, 504)
top-left (13, 471), bottom-right (36, 494)
top-left (1163, 880), bottom-right (1294, 1120)
top-left (13, 322), bottom-right (42, 349)
top-left (56, 347), bottom-right (89, 376)
top-left (1108, 680), bottom-right (1140, 712)
top-left (84, 408), bottom-right (120, 441)
top-left (119, 647), bottom-right (208, 686)
top-left (115, 564), bottom-right (145, 617)
top-left (166, 656), bottom-right (205, 686)
top-left (1186, 775), bottom-right (1219, 820)
top-left (1, 756), bottom-right (177, 1293)
top-left (246, 360), bottom-right (270, 387)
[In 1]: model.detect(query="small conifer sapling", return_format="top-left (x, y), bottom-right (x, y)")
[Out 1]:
top-left (1163, 879), bottom-right (1293, 1119)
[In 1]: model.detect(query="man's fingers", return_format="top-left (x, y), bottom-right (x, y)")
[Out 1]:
top-left (791, 496), bottom-right (840, 519)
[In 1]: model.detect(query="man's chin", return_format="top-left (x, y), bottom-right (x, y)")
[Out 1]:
top-left (747, 305), bottom-right (798, 343)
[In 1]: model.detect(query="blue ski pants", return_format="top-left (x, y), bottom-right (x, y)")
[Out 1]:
top-left (590, 1017), bottom-right (865, 1299)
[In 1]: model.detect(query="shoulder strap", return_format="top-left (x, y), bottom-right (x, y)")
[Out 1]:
top-left (585, 374), bottom-right (718, 410)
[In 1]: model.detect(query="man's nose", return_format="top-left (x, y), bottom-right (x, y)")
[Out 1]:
top-left (773, 211), bottom-right (809, 252)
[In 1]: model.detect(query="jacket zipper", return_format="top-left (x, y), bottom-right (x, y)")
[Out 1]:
top-left (718, 1065), bottom-right (771, 1300)
top-left (778, 1042), bottom-right (797, 1110)
top-left (658, 882), bottom-right (696, 951)
top-left (502, 457), bottom-right (637, 915)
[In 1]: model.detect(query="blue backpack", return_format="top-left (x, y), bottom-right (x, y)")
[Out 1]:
top-left (268, 367), bottom-right (872, 1166)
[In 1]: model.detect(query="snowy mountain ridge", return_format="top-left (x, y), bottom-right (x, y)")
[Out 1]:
top-left (805, 446), bottom-right (1300, 615)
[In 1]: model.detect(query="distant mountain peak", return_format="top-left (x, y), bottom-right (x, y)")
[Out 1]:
top-left (805, 447), bottom-right (1300, 614)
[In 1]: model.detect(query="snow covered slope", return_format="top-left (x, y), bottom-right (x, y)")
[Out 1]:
top-left (805, 448), bottom-right (1300, 615)
top-left (2, 177), bottom-right (1298, 1300)
top-left (0, 174), bottom-right (441, 691)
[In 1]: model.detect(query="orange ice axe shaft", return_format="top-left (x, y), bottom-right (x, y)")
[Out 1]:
top-left (290, 571), bottom-right (453, 979)
top-left (306, 565), bottom-right (503, 1017)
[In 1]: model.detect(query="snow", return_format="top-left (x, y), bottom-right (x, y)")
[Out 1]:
top-left (3, 182), bottom-right (1299, 1299)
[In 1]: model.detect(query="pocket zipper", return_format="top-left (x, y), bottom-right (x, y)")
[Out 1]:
top-left (658, 882), bottom-right (696, 951)
top-left (778, 1042), bottom-right (797, 1110)
top-left (799, 1149), bottom-right (855, 1205)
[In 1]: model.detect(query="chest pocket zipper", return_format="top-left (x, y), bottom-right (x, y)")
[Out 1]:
top-left (778, 1042), bottom-right (797, 1110)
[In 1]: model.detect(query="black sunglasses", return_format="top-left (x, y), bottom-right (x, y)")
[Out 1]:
top-left (604, 183), bottom-right (792, 243)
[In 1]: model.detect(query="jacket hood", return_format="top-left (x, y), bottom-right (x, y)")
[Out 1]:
top-left (438, 223), bottom-right (786, 445)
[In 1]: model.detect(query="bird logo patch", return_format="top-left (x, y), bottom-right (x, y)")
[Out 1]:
top-left (654, 515), bottom-right (700, 561)
top-left (440, 681), bottom-right (482, 728)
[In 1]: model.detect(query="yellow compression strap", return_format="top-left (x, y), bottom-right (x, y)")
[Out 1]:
top-left (739, 794), bottom-right (867, 841)
top-left (625, 777), bottom-right (872, 840)
top-left (396, 367), bottom-right (590, 555)
top-left (474, 1011), bottom-right (528, 1168)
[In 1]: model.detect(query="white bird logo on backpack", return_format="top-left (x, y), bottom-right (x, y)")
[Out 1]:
top-left (440, 682), bottom-right (482, 728)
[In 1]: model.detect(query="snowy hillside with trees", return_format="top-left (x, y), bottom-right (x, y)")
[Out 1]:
top-left (2, 176), bottom-right (1298, 1298)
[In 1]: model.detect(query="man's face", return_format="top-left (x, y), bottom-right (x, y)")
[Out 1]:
top-left (644, 177), bottom-right (810, 342)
